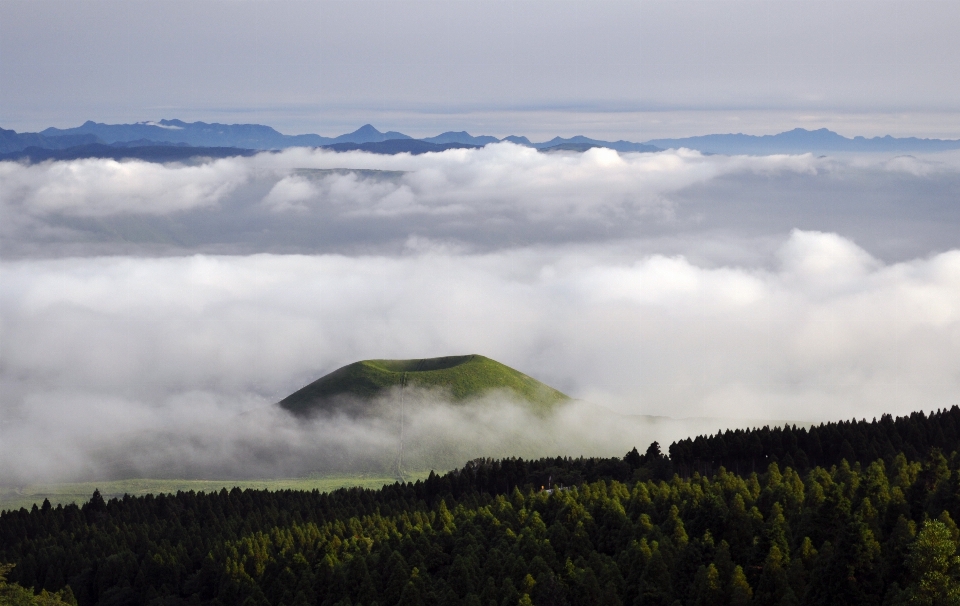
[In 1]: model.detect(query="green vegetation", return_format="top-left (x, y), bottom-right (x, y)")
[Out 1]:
top-left (1, 564), bottom-right (76, 606)
top-left (0, 474), bottom-right (431, 514)
top-left (1, 407), bottom-right (959, 605)
top-left (279, 354), bottom-right (570, 416)
top-left (668, 408), bottom-right (960, 475)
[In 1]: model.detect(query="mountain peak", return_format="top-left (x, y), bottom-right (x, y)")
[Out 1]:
top-left (502, 135), bottom-right (533, 146)
top-left (422, 131), bottom-right (500, 145)
top-left (331, 124), bottom-right (413, 144)
top-left (278, 354), bottom-right (569, 417)
top-left (777, 127), bottom-right (842, 138)
top-left (353, 124), bottom-right (382, 135)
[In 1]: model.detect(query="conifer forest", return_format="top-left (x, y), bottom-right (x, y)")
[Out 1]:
top-left (2, 407), bottom-right (960, 606)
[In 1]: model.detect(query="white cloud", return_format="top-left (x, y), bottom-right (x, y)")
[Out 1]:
top-left (5, 146), bottom-right (960, 264)
top-left (0, 385), bottom-right (762, 485)
top-left (142, 121), bottom-right (183, 130)
top-left (2, 231), bottom-right (959, 482)
top-left (261, 175), bottom-right (317, 212)
top-left (0, 157), bottom-right (248, 216)
top-left (3, 146), bottom-right (960, 483)
top-left (256, 145), bottom-right (824, 220)
top-left (1, 144), bottom-right (824, 220)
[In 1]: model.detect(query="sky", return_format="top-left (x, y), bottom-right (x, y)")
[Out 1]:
top-left (2, 1), bottom-right (960, 483)
top-left (2, 0), bottom-right (960, 139)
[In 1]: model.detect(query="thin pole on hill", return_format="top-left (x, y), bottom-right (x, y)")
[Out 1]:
top-left (396, 371), bottom-right (407, 482)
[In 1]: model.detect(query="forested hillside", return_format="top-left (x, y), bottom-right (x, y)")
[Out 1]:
top-left (668, 408), bottom-right (960, 477)
top-left (2, 408), bottom-right (959, 606)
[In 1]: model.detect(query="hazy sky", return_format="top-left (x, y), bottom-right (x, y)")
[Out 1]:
top-left (3, 0), bottom-right (960, 139)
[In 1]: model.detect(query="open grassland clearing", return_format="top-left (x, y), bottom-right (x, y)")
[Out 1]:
top-left (0, 472), bottom-right (433, 512)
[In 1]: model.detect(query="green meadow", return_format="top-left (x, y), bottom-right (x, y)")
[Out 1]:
top-left (0, 472), bottom-right (432, 513)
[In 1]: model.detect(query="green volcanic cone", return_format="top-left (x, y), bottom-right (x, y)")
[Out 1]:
top-left (279, 354), bottom-right (569, 416)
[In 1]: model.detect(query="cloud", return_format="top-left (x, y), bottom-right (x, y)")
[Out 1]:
top-left (2, 231), bottom-right (959, 482)
top-left (0, 385), bottom-right (763, 485)
top-left (0, 157), bottom-right (249, 216)
top-left (777, 230), bottom-right (881, 289)
top-left (3, 146), bottom-right (960, 483)
top-left (2, 144), bottom-right (821, 220)
top-left (142, 121), bottom-right (183, 130)
top-left (261, 175), bottom-right (318, 212)
top-left (5, 146), bottom-right (960, 263)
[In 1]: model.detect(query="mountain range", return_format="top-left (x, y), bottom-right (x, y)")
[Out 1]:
top-left (4, 120), bottom-right (960, 159)
top-left (1, 120), bottom-right (661, 155)
top-left (646, 127), bottom-right (960, 154)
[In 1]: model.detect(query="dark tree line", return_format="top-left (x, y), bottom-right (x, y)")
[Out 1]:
top-left (668, 407), bottom-right (960, 477)
top-left (1, 407), bottom-right (958, 606)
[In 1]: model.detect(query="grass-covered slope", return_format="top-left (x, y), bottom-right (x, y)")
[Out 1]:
top-left (279, 354), bottom-right (569, 416)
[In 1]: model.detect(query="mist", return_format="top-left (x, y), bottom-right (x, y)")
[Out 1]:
top-left (2, 232), bottom-right (959, 483)
top-left (0, 386), bottom-right (771, 485)
top-left (2, 145), bottom-right (959, 483)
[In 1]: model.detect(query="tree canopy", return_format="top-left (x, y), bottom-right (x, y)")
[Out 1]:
top-left (2, 407), bottom-right (959, 605)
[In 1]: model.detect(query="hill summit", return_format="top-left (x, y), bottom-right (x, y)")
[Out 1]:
top-left (279, 354), bottom-right (569, 416)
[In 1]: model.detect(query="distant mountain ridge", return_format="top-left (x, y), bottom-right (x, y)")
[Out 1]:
top-left (422, 131), bottom-right (500, 146)
top-left (7, 120), bottom-right (658, 153)
top-left (320, 140), bottom-right (479, 155)
top-left (0, 143), bottom-right (259, 163)
top-left (646, 127), bottom-right (960, 154)
top-left (1, 127), bottom-right (101, 154)
top-left (33, 119), bottom-right (332, 149)
top-left (330, 123), bottom-right (411, 144)
top-left (532, 135), bottom-right (660, 152)
top-left (4, 120), bottom-right (960, 157)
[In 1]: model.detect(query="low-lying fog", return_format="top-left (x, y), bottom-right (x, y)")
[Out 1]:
top-left (2, 144), bottom-right (959, 484)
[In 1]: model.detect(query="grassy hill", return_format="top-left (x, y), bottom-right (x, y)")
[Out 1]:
top-left (279, 354), bottom-right (569, 416)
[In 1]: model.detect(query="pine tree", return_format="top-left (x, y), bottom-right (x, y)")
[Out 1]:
top-left (754, 545), bottom-right (790, 606)
top-left (729, 565), bottom-right (753, 606)
top-left (689, 564), bottom-right (723, 606)
top-left (0, 563), bottom-right (76, 606)
top-left (902, 519), bottom-right (960, 605)
top-left (639, 545), bottom-right (673, 606)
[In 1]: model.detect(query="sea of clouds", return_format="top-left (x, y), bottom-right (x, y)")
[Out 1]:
top-left (2, 144), bottom-right (959, 483)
